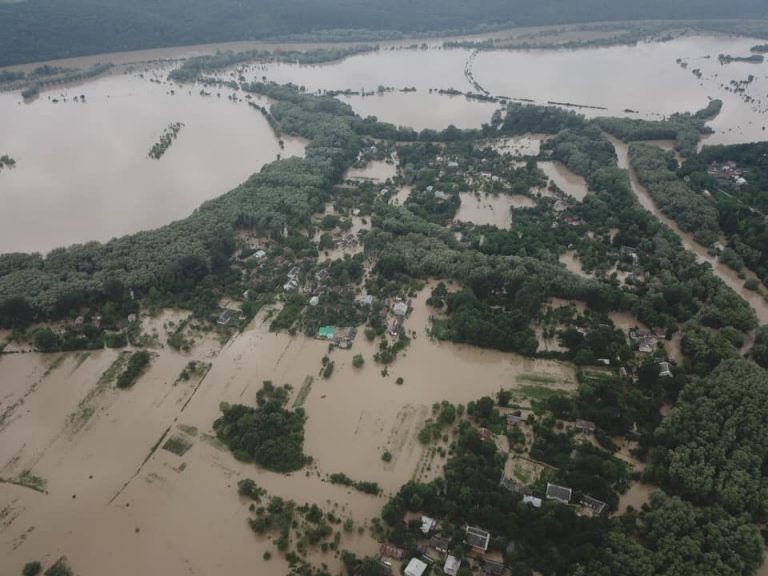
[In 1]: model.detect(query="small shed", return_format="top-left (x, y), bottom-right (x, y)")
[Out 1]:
top-left (404, 558), bottom-right (428, 576)
top-left (658, 361), bottom-right (672, 378)
top-left (309, 296), bottom-right (320, 307)
top-left (444, 555), bottom-right (461, 576)
top-left (546, 483), bottom-right (572, 504)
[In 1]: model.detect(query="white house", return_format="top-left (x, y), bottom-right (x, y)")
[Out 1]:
top-left (444, 556), bottom-right (461, 576)
top-left (404, 558), bottom-right (428, 576)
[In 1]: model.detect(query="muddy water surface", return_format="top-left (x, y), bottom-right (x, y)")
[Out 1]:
top-left (456, 192), bottom-right (534, 228)
top-left (538, 161), bottom-right (589, 201)
top-left (0, 74), bottom-right (303, 254)
top-left (0, 286), bottom-right (576, 575)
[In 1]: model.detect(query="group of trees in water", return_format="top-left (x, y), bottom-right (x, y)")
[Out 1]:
top-left (148, 122), bottom-right (184, 160)
top-left (168, 46), bottom-right (377, 83)
top-left (214, 381), bottom-right (308, 472)
top-left (0, 154), bottom-right (15, 171)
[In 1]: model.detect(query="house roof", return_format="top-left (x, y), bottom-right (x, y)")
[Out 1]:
top-left (580, 495), bottom-right (607, 514)
top-left (506, 413), bottom-right (523, 425)
top-left (393, 302), bottom-right (409, 315)
top-left (465, 525), bottom-right (491, 551)
top-left (420, 516), bottom-right (437, 535)
top-left (523, 495), bottom-right (542, 508)
top-left (444, 556), bottom-right (461, 576)
top-left (404, 558), bottom-right (428, 576)
top-left (546, 483), bottom-right (572, 503)
top-left (318, 326), bottom-right (336, 339)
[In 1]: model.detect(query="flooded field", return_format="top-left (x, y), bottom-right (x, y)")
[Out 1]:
top-left (0, 73), bottom-right (303, 254)
top-left (538, 161), bottom-right (589, 201)
top-left (0, 286), bottom-right (577, 575)
top-left (455, 192), bottom-right (534, 228)
top-left (3, 33), bottom-right (768, 252)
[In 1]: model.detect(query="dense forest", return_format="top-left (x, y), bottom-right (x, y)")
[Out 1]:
top-left (2, 0), bottom-right (768, 66)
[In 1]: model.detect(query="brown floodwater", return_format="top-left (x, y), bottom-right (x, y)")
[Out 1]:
top-left (455, 192), bottom-right (534, 228)
top-left (0, 73), bottom-right (304, 254)
top-left (538, 161), bottom-right (589, 201)
top-left (0, 285), bottom-right (577, 575)
top-left (3, 33), bottom-right (768, 253)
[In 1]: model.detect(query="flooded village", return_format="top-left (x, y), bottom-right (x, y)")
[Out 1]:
top-left (1, 20), bottom-right (768, 576)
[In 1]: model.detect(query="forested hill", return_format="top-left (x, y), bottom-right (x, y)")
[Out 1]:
top-left (1, 0), bottom-right (768, 67)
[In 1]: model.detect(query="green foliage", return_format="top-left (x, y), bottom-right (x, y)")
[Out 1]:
top-left (629, 143), bottom-right (720, 242)
top-left (33, 328), bottom-right (61, 352)
top-left (596, 101), bottom-right (721, 157)
top-left (329, 472), bottom-right (381, 495)
top-left (0, 85), bottom-right (360, 327)
top-left (237, 478), bottom-right (266, 501)
top-left (214, 382), bottom-right (307, 472)
top-left (22, 562), bottom-right (41, 576)
top-left (43, 558), bottom-right (73, 576)
top-left (751, 325), bottom-right (768, 368)
top-left (116, 350), bottom-right (151, 388)
top-left (352, 354), bottom-right (364, 368)
top-left (168, 46), bottom-right (377, 83)
top-left (148, 122), bottom-right (184, 159)
top-left (648, 360), bottom-right (768, 519)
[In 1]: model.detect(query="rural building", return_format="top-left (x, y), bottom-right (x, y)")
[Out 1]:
top-left (318, 326), bottom-right (337, 341)
top-left (393, 301), bottom-right (409, 316)
top-left (658, 361), bottom-right (673, 378)
top-left (580, 495), bottom-right (607, 515)
top-left (479, 427), bottom-right (492, 442)
top-left (420, 516), bottom-right (437, 535)
top-left (575, 419), bottom-right (596, 434)
top-left (523, 495), bottom-right (542, 508)
top-left (430, 537), bottom-right (449, 554)
top-left (404, 558), bottom-right (428, 576)
top-left (465, 525), bottom-right (491, 552)
top-left (309, 296), bottom-right (320, 306)
top-left (444, 555), bottom-right (461, 576)
top-left (546, 483), bottom-right (572, 504)
top-left (216, 309), bottom-right (238, 326)
top-left (506, 413), bottom-right (523, 427)
top-left (379, 544), bottom-right (404, 560)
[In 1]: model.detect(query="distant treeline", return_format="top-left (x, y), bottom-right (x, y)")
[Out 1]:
top-left (168, 45), bottom-right (378, 83)
top-left (2, 0), bottom-right (768, 66)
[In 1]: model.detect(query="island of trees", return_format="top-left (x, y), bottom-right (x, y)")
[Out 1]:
top-left (148, 122), bottom-right (184, 159)
top-left (0, 154), bottom-right (15, 171)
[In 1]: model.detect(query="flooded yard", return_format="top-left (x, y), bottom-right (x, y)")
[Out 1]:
top-left (0, 285), bottom-right (577, 575)
top-left (455, 192), bottom-right (534, 228)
